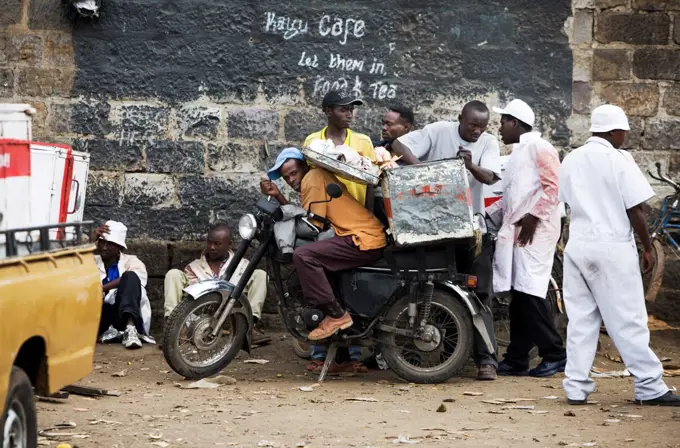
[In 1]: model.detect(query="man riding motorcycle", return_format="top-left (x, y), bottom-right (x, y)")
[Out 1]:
top-left (260, 148), bottom-right (387, 341)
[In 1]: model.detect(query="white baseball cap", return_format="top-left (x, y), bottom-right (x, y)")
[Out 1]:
top-left (589, 104), bottom-right (630, 133)
top-left (101, 220), bottom-right (128, 249)
top-left (493, 99), bottom-right (535, 128)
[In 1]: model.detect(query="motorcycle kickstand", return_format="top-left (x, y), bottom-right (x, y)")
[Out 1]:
top-left (318, 342), bottom-right (339, 383)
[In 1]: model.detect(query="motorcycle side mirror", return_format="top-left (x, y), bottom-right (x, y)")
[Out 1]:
top-left (326, 183), bottom-right (342, 199)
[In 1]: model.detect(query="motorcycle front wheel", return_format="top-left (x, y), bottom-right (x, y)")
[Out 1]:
top-left (163, 293), bottom-right (248, 379)
top-left (379, 291), bottom-right (473, 384)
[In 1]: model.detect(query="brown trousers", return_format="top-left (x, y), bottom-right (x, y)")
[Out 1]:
top-left (292, 236), bottom-right (383, 307)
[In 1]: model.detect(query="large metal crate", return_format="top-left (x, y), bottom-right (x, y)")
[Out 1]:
top-left (382, 159), bottom-right (474, 247)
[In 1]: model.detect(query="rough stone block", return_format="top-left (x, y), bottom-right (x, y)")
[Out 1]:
top-left (228, 108), bottom-right (279, 140)
top-left (7, 34), bottom-right (44, 65)
top-left (73, 139), bottom-right (144, 171)
top-left (596, 13), bottom-right (670, 45)
top-left (174, 106), bottom-right (221, 140)
top-left (178, 174), bottom-right (256, 218)
top-left (598, 83), bottom-right (660, 117)
top-left (572, 10), bottom-right (593, 44)
top-left (146, 277), bottom-right (165, 337)
top-left (643, 119), bottom-right (680, 150)
top-left (663, 85), bottom-right (680, 116)
top-left (169, 241), bottom-right (204, 270)
top-left (573, 50), bottom-right (592, 83)
top-left (572, 82), bottom-right (592, 114)
top-left (567, 114), bottom-right (590, 148)
top-left (30, 102), bottom-right (48, 141)
top-left (43, 32), bottom-right (74, 67)
top-left (85, 171), bottom-right (123, 207)
top-left (48, 103), bottom-right (71, 134)
top-left (676, 14), bottom-right (680, 44)
top-left (147, 141), bottom-right (204, 174)
top-left (633, 0), bottom-right (680, 10)
top-left (207, 142), bottom-right (263, 173)
top-left (0, 0), bottom-right (23, 27)
top-left (0, 69), bottom-right (13, 98)
top-left (634, 49), bottom-right (680, 81)
top-left (16, 67), bottom-right (74, 97)
top-left (284, 110), bottom-right (326, 143)
top-left (592, 49), bottom-right (631, 81)
top-left (621, 117), bottom-right (644, 150)
top-left (114, 105), bottom-right (171, 141)
top-left (71, 101), bottom-right (111, 137)
top-left (124, 173), bottom-right (176, 207)
top-left (125, 239), bottom-right (170, 277)
top-left (29, 0), bottom-right (72, 31)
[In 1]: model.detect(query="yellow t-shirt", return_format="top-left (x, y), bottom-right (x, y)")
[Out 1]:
top-left (303, 127), bottom-right (376, 206)
top-left (302, 168), bottom-right (386, 251)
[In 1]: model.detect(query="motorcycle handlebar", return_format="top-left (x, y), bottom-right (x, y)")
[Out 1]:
top-left (649, 161), bottom-right (680, 190)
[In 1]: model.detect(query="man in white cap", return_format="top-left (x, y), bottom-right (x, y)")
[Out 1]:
top-left (390, 100), bottom-right (502, 381)
top-left (93, 221), bottom-right (153, 349)
top-left (559, 104), bottom-right (680, 406)
top-left (487, 99), bottom-right (567, 377)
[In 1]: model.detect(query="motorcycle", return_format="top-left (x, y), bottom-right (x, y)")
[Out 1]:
top-left (162, 184), bottom-right (494, 384)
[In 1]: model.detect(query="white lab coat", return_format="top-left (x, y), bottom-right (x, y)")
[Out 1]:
top-left (487, 132), bottom-right (561, 298)
top-left (559, 137), bottom-right (668, 401)
top-left (95, 253), bottom-right (152, 335)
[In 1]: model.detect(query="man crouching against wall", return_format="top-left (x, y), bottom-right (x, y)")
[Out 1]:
top-left (261, 147), bottom-right (387, 342)
top-left (163, 223), bottom-right (271, 346)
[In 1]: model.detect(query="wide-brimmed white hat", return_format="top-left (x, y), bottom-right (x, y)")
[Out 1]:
top-left (101, 220), bottom-right (127, 249)
top-left (590, 104), bottom-right (630, 133)
top-left (493, 99), bottom-right (536, 128)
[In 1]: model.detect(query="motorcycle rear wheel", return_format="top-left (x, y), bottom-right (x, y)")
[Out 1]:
top-left (379, 291), bottom-right (473, 384)
top-left (163, 293), bottom-right (248, 379)
top-left (291, 339), bottom-right (313, 360)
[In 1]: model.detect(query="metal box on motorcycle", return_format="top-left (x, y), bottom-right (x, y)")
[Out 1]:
top-left (382, 159), bottom-right (475, 247)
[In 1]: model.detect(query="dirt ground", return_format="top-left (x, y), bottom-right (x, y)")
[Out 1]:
top-left (37, 330), bottom-right (680, 448)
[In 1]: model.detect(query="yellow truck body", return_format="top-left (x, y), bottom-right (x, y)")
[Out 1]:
top-left (0, 245), bottom-right (102, 404)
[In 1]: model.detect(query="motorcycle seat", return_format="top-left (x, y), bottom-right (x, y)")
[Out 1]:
top-left (361, 245), bottom-right (451, 272)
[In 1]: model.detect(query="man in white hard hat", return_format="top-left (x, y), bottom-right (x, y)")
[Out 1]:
top-left (487, 99), bottom-right (567, 378)
top-left (93, 221), bottom-right (154, 349)
top-left (559, 104), bottom-right (680, 406)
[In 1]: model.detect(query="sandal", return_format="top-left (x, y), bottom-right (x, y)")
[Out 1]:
top-left (306, 360), bottom-right (324, 373)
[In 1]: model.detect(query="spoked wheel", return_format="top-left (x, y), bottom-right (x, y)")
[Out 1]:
top-left (163, 293), bottom-right (247, 379)
top-left (291, 339), bottom-right (313, 360)
top-left (0, 367), bottom-right (36, 448)
top-left (379, 291), bottom-right (473, 384)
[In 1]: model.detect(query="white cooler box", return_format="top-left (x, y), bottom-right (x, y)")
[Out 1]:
top-left (382, 159), bottom-right (475, 247)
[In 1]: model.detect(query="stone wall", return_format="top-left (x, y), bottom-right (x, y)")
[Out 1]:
top-left (567, 0), bottom-right (680, 321)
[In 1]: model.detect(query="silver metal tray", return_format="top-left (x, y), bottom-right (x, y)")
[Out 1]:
top-left (302, 147), bottom-right (380, 186)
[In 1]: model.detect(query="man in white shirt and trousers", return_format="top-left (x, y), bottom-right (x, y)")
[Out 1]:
top-left (391, 100), bottom-right (502, 381)
top-left (487, 99), bottom-right (567, 378)
top-left (559, 104), bottom-right (680, 406)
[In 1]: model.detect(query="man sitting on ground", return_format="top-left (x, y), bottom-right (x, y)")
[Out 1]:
top-left (261, 148), bottom-right (387, 372)
top-left (164, 223), bottom-right (271, 346)
top-left (94, 221), bottom-right (154, 349)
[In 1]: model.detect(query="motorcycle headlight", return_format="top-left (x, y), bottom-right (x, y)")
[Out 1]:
top-left (238, 214), bottom-right (258, 240)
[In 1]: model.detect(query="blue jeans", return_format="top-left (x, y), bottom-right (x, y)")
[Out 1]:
top-left (311, 344), bottom-right (362, 362)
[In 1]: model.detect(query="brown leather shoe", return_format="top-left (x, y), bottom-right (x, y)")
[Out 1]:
top-left (308, 313), bottom-right (353, 341)
top-left (477, 364), bottom-right (498, 381)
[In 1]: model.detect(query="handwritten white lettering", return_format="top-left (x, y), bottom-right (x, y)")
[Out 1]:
top-left (369, 59), bottom-right (386, 76)
top-left (369, 81), bottom-right (398, 99)
top-left (329, 53), bottom-right (365, 72)
top-left (264, 12), bottom-right (308, 40)
top-left (298, 51), bottom-right (319, 69)
top-left (318, 15), bottom-right (366, 45)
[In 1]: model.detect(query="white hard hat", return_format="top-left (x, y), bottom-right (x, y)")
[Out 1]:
top-left (493, 99), bottom-right (535, 128)
top-left (101, 220), bottom-right (128, 249)
top-left (590, 104), bottom-right (630, 133)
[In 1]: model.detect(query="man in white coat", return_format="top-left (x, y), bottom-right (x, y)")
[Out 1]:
top-left (487, 99), bottom-right (567, 377)
top-left (559, 104), bottom-right (680, 406)
top-left (94, 221), bottom-right (154, 349)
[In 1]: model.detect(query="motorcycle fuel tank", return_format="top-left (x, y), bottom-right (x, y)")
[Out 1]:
top-left (382, 159), bottom-right (475, 247)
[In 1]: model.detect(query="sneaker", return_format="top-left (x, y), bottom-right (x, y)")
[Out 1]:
top-left (122, 325), bottom-right (142, 349)
top-left (477, 364), bottom-right (498, 381)
top-left (529, 358), bottom-right (567, 377)
top-left (100, 325), bottom-right (122, 343)
top-left (637, 391), bottom-right (680, 406)
top-left (307, 313), bottom-right (353, 341)
top-left (497, 360), bottom-right (530, 376)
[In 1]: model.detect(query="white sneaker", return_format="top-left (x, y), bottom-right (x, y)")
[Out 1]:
top-left (122, 325), bottom-right (142, 349)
